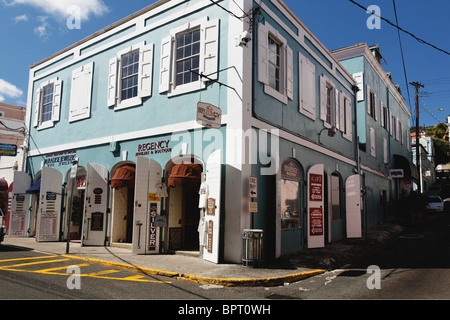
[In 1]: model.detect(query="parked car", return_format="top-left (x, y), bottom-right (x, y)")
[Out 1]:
top-left (0, 209), bottom-right (6, 244)
top-left (425, 196), bottom-right (444, 213)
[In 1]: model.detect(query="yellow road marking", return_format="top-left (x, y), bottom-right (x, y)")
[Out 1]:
top-left (38, 264), bottom-right (90, 273)
top-left (0, 256), bottom-right (58, 263)
top-left (2, 259), bottom-right (70, 268)
top-left (88, 269), bottom-right (121, 276)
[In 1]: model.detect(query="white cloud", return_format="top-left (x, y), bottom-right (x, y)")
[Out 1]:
top-left (34, 16), bottom-right (50, 41)
top-left (0, 79), bottom-right (23, 103)
top-left (5, 0), bottom-right (109, 21)
top-left (14, 14), bottom-right (28, 23)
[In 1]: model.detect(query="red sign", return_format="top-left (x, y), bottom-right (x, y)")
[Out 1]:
top-left (309, 207), bottom-right (323, 236)
top-left (309, 173), bottom-right (323, 201)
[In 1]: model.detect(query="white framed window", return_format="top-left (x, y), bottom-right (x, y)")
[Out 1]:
top-left (320, 75), bottom-right (336, 128)
top-left (339, 92), bottom-right (353, 141)
top-left (159, 18), bottom-right (219, 97)
top-left (299, 52), bottom-right (316, 120)
top-left (258, 22), bottom-right (293, 104)
top-left (69, 62), bottom-right (93, 123)
top-left (34, 77), bottom-right (62, 130)
top-left (108, 41), bottom-right (154, 110)
top-left (367, 85), bottom-right (377, 120)
top-left (381, 101), bottom-right (388, 129)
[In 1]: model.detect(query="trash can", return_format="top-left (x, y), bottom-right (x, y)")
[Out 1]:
top-left (242, 229), bottom-right (263, 268)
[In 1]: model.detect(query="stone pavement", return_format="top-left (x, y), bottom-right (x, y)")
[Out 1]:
top-left (1, 223), bottom-right (405, 287)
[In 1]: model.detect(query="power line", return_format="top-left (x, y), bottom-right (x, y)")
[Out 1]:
top-left (348, 0), bottom-right (450, 56)
top-left (392, 0), bottom-right (411, 108)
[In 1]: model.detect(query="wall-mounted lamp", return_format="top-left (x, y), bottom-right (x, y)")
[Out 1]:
top-left (318, 126), bottom-right (336, 145)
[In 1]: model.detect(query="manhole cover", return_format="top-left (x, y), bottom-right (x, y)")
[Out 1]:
top-left (400, 234), bottom-right (423, 239)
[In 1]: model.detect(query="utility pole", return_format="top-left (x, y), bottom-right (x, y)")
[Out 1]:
top-left (410, 81), bottom-right (424, 195)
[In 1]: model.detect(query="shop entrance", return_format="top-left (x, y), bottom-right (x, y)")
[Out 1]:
top-left (64, 167), bottom-right (87, 241)
top-left (166, 160), bottom-right (203, 253)
top-left (111, 163), bottom-right (136, 245)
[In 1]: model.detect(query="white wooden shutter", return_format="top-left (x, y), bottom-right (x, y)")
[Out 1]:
top-left (343, 95), bottom-right (353, 141)
top-left (307, 164), bottom-right (324, 249)
top-left (374, 92), bottom-right (378, 121)
top-left (82, 163), bottom-right (109, 246)
top-left (107, 57), bottom-right (118, 107)
top-left (380, 102), bottom-right (385, 127)
top-left (334, 88), bottom-right (339, 129)
top-left (286, 45), bottom-right (293, 100)
top-left (299, 52), bottom-right (316, 120)
top-left (138, 43), bottom-right (153, 98)
top-left (319, 75), bottom-right (327, 122)
top-left (366, 85), bottom-right (371, 115)
top-left (202, 149), bottom-right (222, 264)
top-left (383, 138), bottom-right (388, 163)
top-left (34, 88), bottom-right (41, 127)
top-left (257, 23), bottom-right (269, 85)
top-left (339, 92), bottom-right (345, 132)
top-left (390, 111), bottom-right (394, 136)
top-left (69, 62), bottom-right (93, 122)
top-left (51, 78), bottom-right (62, 122)
top-left (37, 167), bottom-right (62, 242)
top-left (370, 127), bottom-right (376, 157)
top-left (346, 174), bottom-right (361, 238)
top-left (159, 36), bottom-right (172, 93)
top-left (202, 19), bottom-right (219, 81)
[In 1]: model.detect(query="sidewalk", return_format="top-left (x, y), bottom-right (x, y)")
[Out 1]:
top-left (1, 223), bottom-right (405, 287)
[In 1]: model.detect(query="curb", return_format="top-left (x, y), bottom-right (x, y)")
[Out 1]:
top-left (62, 254), bottom-right (325, 287)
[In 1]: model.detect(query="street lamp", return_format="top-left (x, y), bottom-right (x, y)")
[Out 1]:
top-left (318, 126), bottom-right (336, 145)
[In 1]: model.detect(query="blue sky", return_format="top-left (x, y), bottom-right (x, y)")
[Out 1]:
top-left (0, 0), bottom-right (449, 127)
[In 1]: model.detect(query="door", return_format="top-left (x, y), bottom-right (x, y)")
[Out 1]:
top-left (202, 149), bottom-right (222, 264)
top-left (82, 163), bottom-right (109, 246)
top-left (346, 174), bottom-right (362, 238)
top-left (133, 157), bottom-right (162, 254)
top-left (307, 164), bottom-right (324, 248)
top-left (37, 167), bottom-right (62, 242)
top-left (9, 172), bottom-right (31, 237)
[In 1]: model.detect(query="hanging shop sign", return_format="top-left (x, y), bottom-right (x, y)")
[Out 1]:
top-left (389, 169), bottom-right (404, 179)
top-left (136, 140), bottom-right (171, 157)
top-left (249, 201), bottom-right (258, 213)
top-left (196, 102), bottom-right (222, 129)
top-left (281, 160), bottom-right (301, 180)
top-left (207, 198), bottom-right (216, 216)
top-left (43, 150), bottom-right (77, 167)
top-left (0, 143), bottom-right (17, 157)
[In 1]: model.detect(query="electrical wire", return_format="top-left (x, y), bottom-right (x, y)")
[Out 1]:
top-left (392, 0), bottom-right (411, 108)
top-left (348, 0), bottom-right (450, 56)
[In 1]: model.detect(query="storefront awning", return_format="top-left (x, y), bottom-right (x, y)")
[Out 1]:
top-left (26, 179), bottom-right (41, 194)
top-left (168, 163), bottom-right (202, 187)
top-left (393, 154), bottom-right (418, 180)
top-left (111, 166), bottom-right (135, 189)
top-left (0, 178), bottom-right (8, 192)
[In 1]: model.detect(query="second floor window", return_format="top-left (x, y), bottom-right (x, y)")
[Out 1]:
top-left (175, 27), bottom-right (201, 86)
top-left (268, 36), bottom-right (281, 91)
top-left (41, 84), bottom-right (54, 123)
top-left (121, 50), bottom-right (140, 101)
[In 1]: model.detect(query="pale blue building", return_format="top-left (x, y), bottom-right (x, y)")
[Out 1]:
top-left (12, 0), bottom-right (413, 264)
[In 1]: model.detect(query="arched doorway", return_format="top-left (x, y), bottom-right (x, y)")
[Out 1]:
top-left (164, 156), bottom-right (203, 253)
top-left (110, 162), bottom-right (136, 245)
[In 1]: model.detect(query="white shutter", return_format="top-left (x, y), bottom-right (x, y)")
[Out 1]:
top-left (159, 36), bottom-right (172, 93)
top-left (344, 95), bottom-right (353, 141)
top-left (390, 111), bottom-right (394, 136)
top-left (202, 19), bottom-right (219, 81)
top-left (383, 138), bottom-right (388, 163)
top-left (51, 78), bottom-right (62, 122)
top-left (69, 62), bottom-right (93, 122)
top-left (299, 52), bottom-right (316, 120)
top-left (380, 102), bottom-right (385, 127)
top-left (366, 85), bottom-right (371, 115)
top-left (107, 57), bottom-right (118, 107)
top-left (319, 75), bottom-right (327, 122)
top-left (82, 163), bottom-right (109, 246)
top-left (370, 127), bottom-right (376, 157)
top-left (346, 174), bottom-right (362, 238)
top-left (334, 89), bottom-right (339, 130)
top-left (339, 92), bottom-right (345, 132)
top-left (257, 23), bottom-right (269, 85)
top-left (202, 149), bottom-right (222, 264)
top-left (34, 88), bottom-right (41, 127)
top-left (286, 45), bottom-right (293, 100)
top-left (139, 43), bottom-right (153, 98)
top-left (37, 167), bottom-right (62, 242)
top-left (374, 93), bottom-right (378, 121)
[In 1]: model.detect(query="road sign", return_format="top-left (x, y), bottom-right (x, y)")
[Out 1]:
top-left (249, 176), bottom-right (257, 198)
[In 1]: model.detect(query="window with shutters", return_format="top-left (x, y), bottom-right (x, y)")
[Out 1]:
top-left (107, 41), bottom-right (153, 110)
top-left (257, 22), bottom-right (293, 104)
top-left (159, 18), bottom-right (219, 97)
top-left (319, 75), bottom-right (336, 128)
top-left (34, 77), bottom-right (62, 130)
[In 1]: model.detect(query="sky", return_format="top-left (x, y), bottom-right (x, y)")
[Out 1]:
top-left (0, 0), bottom-right (449, 128)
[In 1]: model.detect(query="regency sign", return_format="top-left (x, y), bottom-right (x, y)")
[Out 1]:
top-left (136, 140), bottom-right (171, 157)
